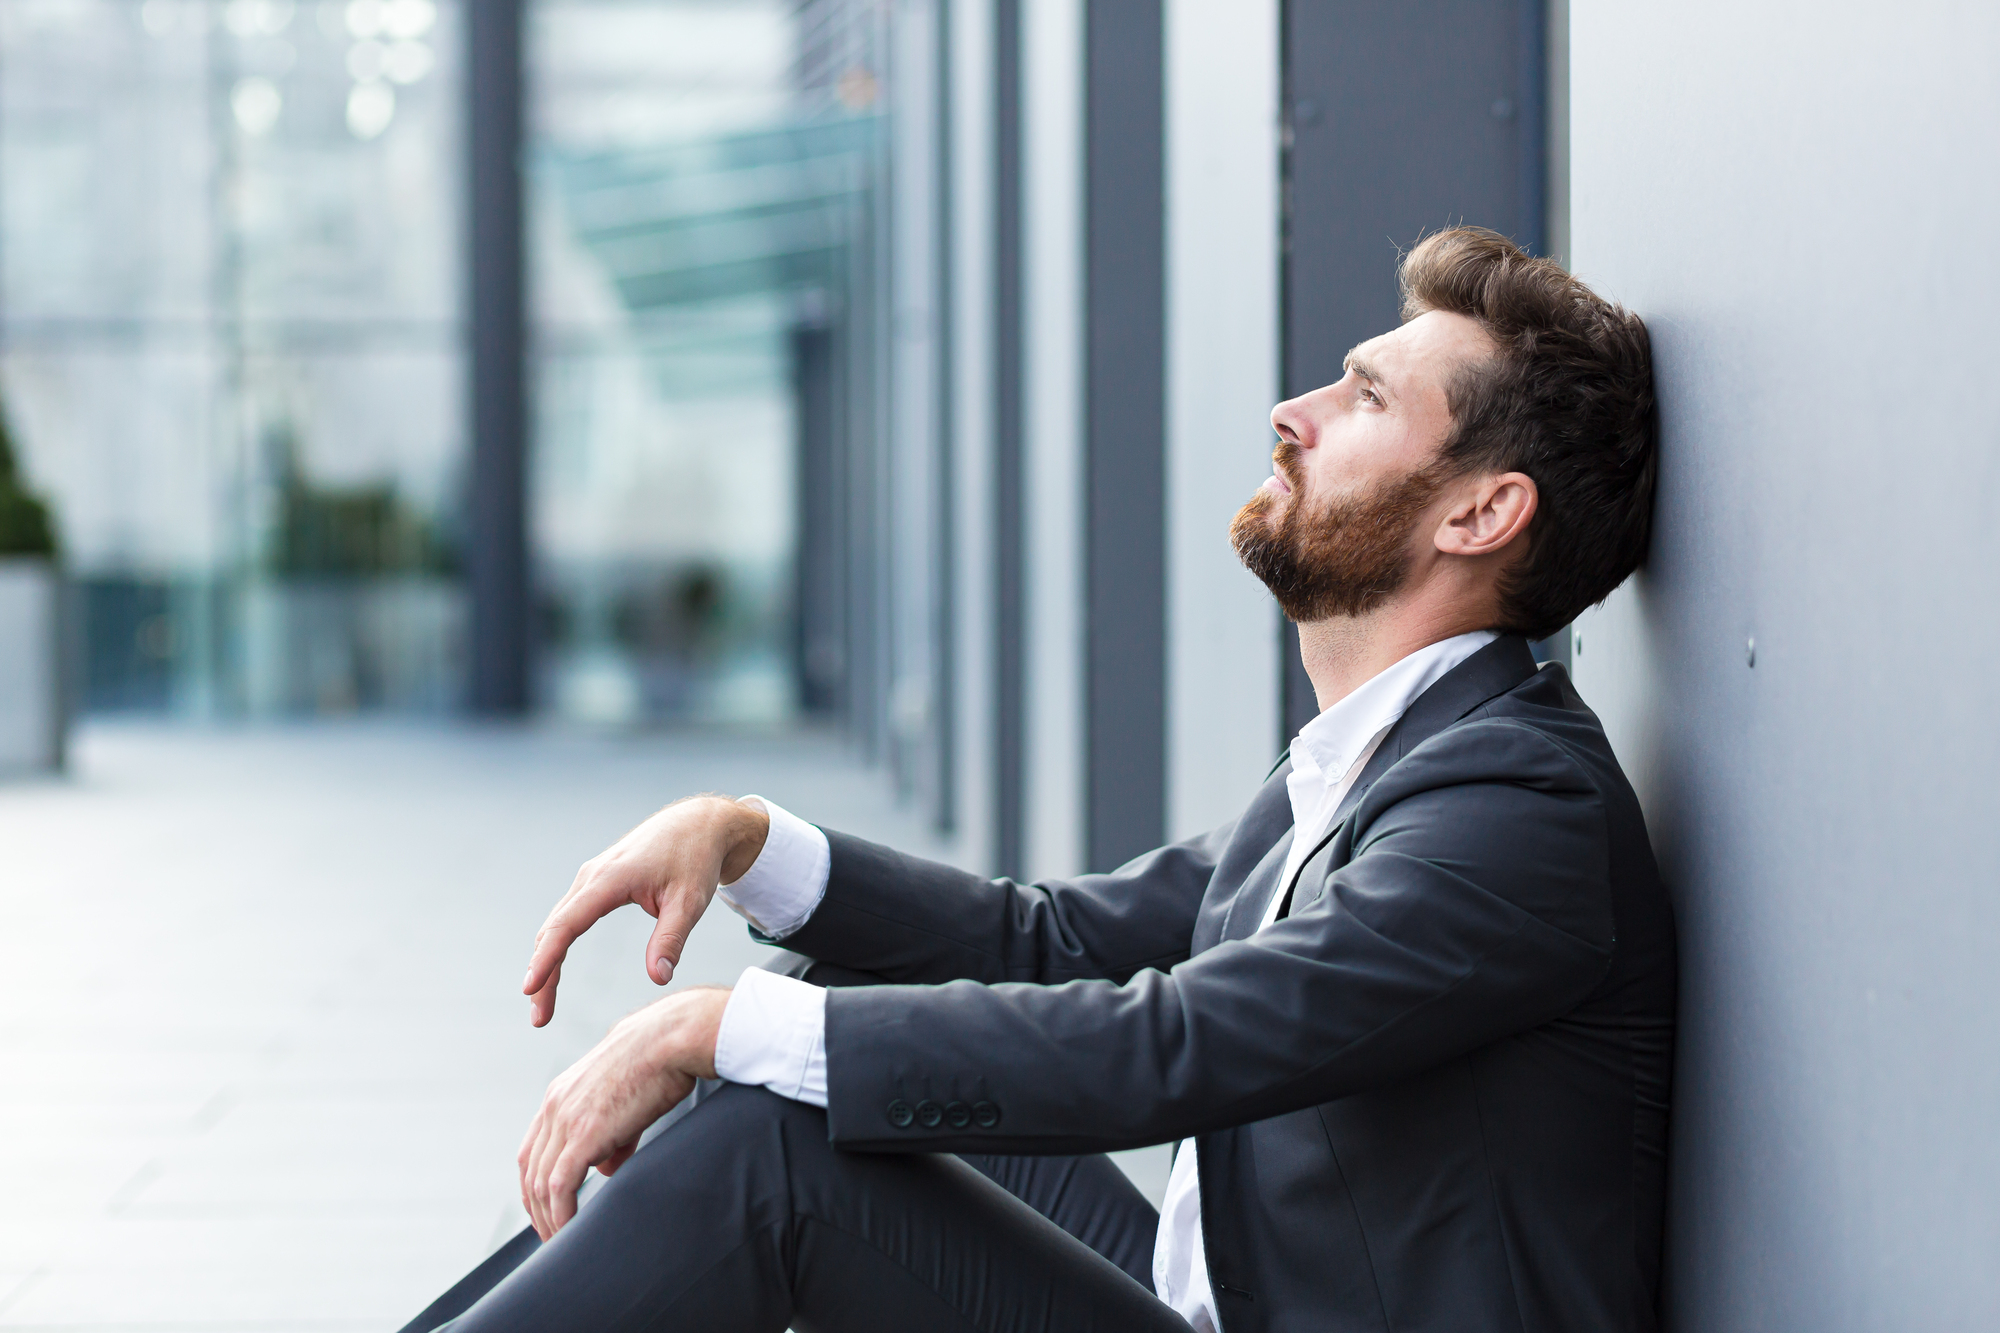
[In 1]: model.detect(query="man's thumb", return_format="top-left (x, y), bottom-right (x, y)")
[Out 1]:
top-left (648, 908), bottom-right (694, 985)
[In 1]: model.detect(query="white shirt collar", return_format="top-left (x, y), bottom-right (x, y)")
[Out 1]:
top-left (1287, 629), bottom-right (1501, 789)
top-left (1266, 629), bottom-right (1502, 937)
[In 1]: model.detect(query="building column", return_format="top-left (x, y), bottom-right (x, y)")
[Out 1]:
top-left (465, 0), bottom-right (530, 714)
top-left (1082, 0), bottom-right (1167, 870)
top-left (1017, 0), bottom-right (1086, 880)
top-left (989, 0), bottom-right (1025, 876)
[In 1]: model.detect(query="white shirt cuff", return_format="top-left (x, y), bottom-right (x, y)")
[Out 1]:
top-left (713, 966), bottom-right (828, 1107)
top-left (714, 795), bottom-right (831, 940)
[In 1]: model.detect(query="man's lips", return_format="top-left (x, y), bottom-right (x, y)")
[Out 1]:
top-left (1262, 473), bottom-right (1292, 496)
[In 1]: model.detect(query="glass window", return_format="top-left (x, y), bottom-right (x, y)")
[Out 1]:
top-left (0, 0), bottom-right (467, 714)
top-left (528, 0), bottom-right (881, 727)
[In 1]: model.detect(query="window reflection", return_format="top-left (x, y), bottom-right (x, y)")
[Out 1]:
top-left (0, 0), bottom-right (887, 726)
top-left (529, 0), bottom-right (881, 727)
top-left (0, 0), bottom-right (465, 714)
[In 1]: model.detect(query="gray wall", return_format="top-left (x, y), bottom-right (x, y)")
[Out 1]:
top-left (1568, 4), bottom-right (2000, 1327)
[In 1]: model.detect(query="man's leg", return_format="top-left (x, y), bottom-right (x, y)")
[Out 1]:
top-left (955, 1153), bottom-right (1158, 1290)
top-left (401, 953), bottom-right (1165, 1330)
top-left (400, 1119), bottom-right (1163, 1331)
top-left (417, 1083), bottom-right (1185, 1333)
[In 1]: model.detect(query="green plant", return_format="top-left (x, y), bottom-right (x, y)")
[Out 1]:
top-left (264, 422), bottom-right (453, 578)
top-left (0, 401), bottom-right (57, 558)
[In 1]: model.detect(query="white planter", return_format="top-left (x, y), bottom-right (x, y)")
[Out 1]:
top-left (0, 557), bottom-right (63, 774)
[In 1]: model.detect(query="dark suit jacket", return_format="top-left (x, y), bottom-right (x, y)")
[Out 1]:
top-left (781, 636), bottom-right (1676, 1333)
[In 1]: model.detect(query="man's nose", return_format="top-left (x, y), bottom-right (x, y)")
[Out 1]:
top-left (1269, 396), bottom-right (1312, 450)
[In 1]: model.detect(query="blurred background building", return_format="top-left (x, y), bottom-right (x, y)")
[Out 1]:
top-left (4, 3), bottom-right (1998, 1327)
top-left (1, 0), bottom-right (468, 716)
top-left (0, 0), bottom-right (854, 727)
top-left (0, 0), bottom-right (1558, 875)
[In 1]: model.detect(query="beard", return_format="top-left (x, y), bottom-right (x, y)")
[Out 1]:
top-left (1230, 440), bottom-right (1445, 622)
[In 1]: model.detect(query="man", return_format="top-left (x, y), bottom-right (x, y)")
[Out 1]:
top-left (404, 227), bottom-right (1673, 1332)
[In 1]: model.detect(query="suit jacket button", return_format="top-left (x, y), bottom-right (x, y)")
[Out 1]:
top-left (886, 1099), bottom-right (914, 1129)
top-left (916, 1099), bottom-right (944, 1128)
top-left (945, 1100), bottom-right (972, 1129)
top-left (972, 1100), bottom-right (1001, 1128)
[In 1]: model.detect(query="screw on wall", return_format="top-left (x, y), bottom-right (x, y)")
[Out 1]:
top-left (1746, 637), bottom-right (1756, 667)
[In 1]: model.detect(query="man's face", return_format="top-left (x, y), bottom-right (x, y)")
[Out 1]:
top-left (1231, 310), bottom-right (1496, 621)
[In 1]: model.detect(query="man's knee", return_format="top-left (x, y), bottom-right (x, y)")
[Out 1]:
top-left (631, 1073), bottom-right (816, 1168)
top-left (601, 1083), bottom-right (826, 1224)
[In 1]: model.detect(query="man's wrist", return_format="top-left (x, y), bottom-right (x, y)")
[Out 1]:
top-left (656, 985), bottom-right (729, 1082)
top-left (628, 980), bottom-right (732, 1088)
top-left (712, 799), bottom-right (830, 940)
top-left (716, 798), bottom-right (771, 886)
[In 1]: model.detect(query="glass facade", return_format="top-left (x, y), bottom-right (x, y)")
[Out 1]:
top-left (528, 0), bottom-right (883, 727)
top-left (0, 0), bottom-right (466, 715)
top-left (0, 0), bottom-right (900, 729)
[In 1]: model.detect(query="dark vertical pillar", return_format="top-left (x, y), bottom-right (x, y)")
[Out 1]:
top-left (850, 116), bottom-right (886, 760)
top-left (992, 0), bottom-right (1025, 877)
top-left (1278, 0), bottom-right (1546, 741)
top-left (1083, 0), bottom-right (1166, 870)
top-left (931, 0), bottom-right (957, 832)
top-left (793, 319), bottom-right (843, 714)
top-left (466, 0), bottom-right (530, 714)
top-left (1515, 0), bottom-right (1549, 261)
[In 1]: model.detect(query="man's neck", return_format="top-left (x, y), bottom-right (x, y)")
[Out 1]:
top-left (1296, 604), bottom-right (1496, 713)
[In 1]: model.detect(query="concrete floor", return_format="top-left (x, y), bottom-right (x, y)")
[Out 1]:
top-left (0, 721), bottom-right (1170, 1331)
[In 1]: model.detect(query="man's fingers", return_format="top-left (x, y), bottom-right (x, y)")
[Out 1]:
top-left (647, 890), bottom-right (706, 986)
top-left (528, 960), bottom-right (563, 1028)
top-left (517, 1107), bottom-right (545, 1179)
top-left (522, 913), bottom-right (584, 1000)
top-left (524, 1094), bottom-right (563, 1238)
top-left (598, 1139), bottom-right (638, 1177)
top-left (546, 1142), bottom-right (593, 1234)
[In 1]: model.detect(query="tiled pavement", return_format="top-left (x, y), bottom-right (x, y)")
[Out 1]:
top-left (0, 722), bottom-right (1170, 1331)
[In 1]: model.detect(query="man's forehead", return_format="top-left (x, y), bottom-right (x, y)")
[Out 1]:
top-left (1346, 312), bottom-right (1492, 393)
top-left (1346, 330), bottom-right (1402, 370)
top-left (1341, 327), bottom-right (1419, 394)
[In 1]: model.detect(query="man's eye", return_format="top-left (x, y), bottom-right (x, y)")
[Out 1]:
top-left (1359, 387), bottom-right (1380, 405)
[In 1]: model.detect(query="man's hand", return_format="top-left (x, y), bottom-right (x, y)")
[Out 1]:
top-left (517, 985), bottom-right (730, 1239)
top-left (521, 795), bottom-right (769, 1025)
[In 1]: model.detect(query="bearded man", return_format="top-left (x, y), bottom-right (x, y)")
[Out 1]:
top-left (404, 227), bottom-right (1674, 1333)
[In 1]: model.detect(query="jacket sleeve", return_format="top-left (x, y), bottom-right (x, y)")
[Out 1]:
top-left (819, 720), bottom-right (1619, 1153)
top-left (775, 818), bottom-right (1239, 987)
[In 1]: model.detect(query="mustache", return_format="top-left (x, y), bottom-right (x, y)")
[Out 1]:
top-left (1272, 439), bottom-right (1305, 494)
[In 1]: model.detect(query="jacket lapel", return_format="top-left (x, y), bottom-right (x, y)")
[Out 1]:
top-left (1216, 827), bottom-right (1294, 943)
top-left (1276, 635), bottom-right (1541, 919)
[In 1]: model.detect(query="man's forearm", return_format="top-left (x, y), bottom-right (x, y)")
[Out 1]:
top-left (778, 828), bottom-right (1213, 988)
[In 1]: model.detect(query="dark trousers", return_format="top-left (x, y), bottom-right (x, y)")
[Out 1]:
top-left (400, 958), bottom-right (1186, 1333)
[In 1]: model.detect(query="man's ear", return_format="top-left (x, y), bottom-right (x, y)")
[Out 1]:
top-left (1434, 471), bottom-right (1537, 559)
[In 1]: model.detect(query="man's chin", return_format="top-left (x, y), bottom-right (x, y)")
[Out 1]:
top-left (1235, 491), bottom-right (1283, 529)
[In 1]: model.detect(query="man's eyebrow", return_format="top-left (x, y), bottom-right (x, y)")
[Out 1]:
top-left (1343, 350), bottom-right (1393, 399)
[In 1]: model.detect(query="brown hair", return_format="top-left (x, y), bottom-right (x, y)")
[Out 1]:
top-left (1399, 227), bottom-right (1656, 641)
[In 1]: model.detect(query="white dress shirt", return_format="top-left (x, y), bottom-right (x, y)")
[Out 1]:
top-left (710, 630), bottom-right (1500, 1329)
